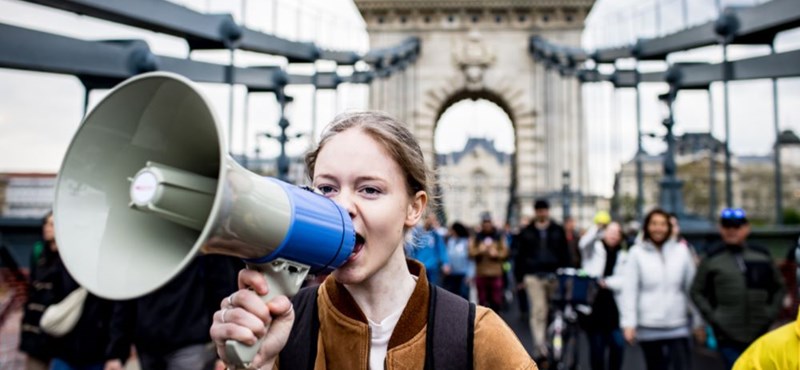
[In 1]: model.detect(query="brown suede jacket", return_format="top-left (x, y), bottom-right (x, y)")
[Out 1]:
top-left (278, 259), bottom-right (536, 370)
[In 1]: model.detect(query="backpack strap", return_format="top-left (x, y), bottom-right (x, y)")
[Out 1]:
top-left (424, 283), bottom-right (476, 370)
top-left (279, 285), bottom-right (319, 370)
top-left (280, 283), bottom-right (475, 370)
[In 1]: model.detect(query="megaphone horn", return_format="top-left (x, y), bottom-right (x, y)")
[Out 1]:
top-left (54, 72), bottom-right (355, 367)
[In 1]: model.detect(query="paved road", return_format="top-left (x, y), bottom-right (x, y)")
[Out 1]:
top-left (496, 298), bottom-right (726, 370)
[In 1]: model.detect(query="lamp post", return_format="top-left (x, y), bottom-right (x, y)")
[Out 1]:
top-left (256, 93), bottom-right (304, 182)
top-left (658, 92), bottom-right (685, 217)
top-left (561, 171), bottom-right (571, 220)
top-left (634, 73), bottom-right (644, 222)
top-left (707, 91), bottom-right (718, 223)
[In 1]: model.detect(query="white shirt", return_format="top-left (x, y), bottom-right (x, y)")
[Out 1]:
top-left (368, 306), bottom-right (404, 370)
top-left (367, 276), bottom-right (417, 369)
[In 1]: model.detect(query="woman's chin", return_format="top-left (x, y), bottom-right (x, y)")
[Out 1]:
top-left (332, 267), bottom-right (367, 285)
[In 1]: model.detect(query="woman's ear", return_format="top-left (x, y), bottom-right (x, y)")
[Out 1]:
top-left (405, 191), bottom-right (428, 228)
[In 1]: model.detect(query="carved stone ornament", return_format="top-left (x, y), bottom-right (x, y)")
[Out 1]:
top-left (453, 30), bottom-right (495, 91)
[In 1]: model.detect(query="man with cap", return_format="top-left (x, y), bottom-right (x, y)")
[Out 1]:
top-left (690, 208), bottom-right (786, 369)
top-left (512, 199), bottom-right (571, 361)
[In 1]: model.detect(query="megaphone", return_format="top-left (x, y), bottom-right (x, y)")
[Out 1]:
top-left (53, 72), bottom-right (354, 366)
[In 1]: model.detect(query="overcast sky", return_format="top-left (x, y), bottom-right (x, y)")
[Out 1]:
top-left (0, 0), bottom-right (798, 196)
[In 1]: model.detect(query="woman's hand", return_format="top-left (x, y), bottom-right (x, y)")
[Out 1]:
top-left (693, 326), bottom-right (707, 345)
top-left (209, 268), bottom-right (296, 370)
top-left (623, 327), bottom-right (636, 345)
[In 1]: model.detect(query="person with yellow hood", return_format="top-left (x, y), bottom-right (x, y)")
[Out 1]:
top-left (732, 310), bottom-right (799, 370)
top-left (733, 240), bottom-right (800, 370)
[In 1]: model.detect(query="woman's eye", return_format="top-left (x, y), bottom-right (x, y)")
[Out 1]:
top-left (317, 185), bottom-right (336, 195)
top-left (361, 187), bottom-right (381, 196)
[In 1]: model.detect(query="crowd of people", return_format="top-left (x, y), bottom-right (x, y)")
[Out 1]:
top-left (2, 110), bottom-right (798, 370)
top-left (12, 211), bottom-right (242, 370)
top-left (406, 198), bottom-right (796, 370)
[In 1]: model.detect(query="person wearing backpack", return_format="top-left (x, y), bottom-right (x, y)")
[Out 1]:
top-left (209, 112), bottom-right (536, 370)
top-left (19, 212), bottom-right (58, 370)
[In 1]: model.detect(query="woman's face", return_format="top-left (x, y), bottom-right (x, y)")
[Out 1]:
top-left (602, 222), bottom-right (622, 247)
top-left (43, 214), bottom-right (55, 243)
top-left (313, 128), bottom-right (425, 285)
top-left (647, 214), bottom-right (670, 245)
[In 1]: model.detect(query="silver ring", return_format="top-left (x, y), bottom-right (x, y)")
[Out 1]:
top-left (227, 292), bottom-right (235, 307)
top-left (221, 308), bottom-right (229, 323)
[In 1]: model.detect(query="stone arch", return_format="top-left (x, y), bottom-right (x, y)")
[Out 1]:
top-left (412, 72), bottom-right (539, 220)
top-left (356, 0), bottom-right (593, 222)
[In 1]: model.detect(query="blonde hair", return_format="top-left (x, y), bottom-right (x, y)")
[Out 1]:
top-left (305, 111), bottom-right (433, 199)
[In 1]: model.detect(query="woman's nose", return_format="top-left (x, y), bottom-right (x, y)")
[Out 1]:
top-left (332, 192), bottom-right (357, 219)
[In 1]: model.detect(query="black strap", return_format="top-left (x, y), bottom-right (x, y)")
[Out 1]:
top-left (281, 284), bottom-right (474, 370)
top-left (278, 285), bottom-right (319, 370)
top-left (424, 283), bottom-right (475, 370)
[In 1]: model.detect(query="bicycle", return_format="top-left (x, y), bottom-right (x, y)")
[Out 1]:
top-left (545, 268), bottom-right (598, 370)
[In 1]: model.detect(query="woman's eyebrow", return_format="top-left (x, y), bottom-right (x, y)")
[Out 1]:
top-left (355, 175), bottom-right (388, 183)
top-left (313, 173), bottom-right (338, 182)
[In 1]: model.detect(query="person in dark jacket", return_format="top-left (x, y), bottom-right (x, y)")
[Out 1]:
top-left (21, 211), bottom-right (115, 370)
top-left (19, 212), bottom-right (58, 370)
top-left (50, 265), bottom-right (116, 370)
top-left (35, 212), bottom-right (115, 370)
top-left (512, 199), bottom-right (571, 360)
top-left (690, 208), bottom-right (786, 369)
top-left (19, 212), bottom-right (116, 370)
top-left (104, 255), bottom-right (241, 370)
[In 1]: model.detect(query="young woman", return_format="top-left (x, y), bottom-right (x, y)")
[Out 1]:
top-left (621, 208), bottom-right (702, 370)
top-left (209, 112), bottom-right (535, 370)
top-left (578, 221), bottom-right (628, 370)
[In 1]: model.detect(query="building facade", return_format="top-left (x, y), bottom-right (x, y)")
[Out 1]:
top-left (437, 138), bottom-right (511, 227)
top-left (0, 173), bottom-right (56, 218)
top-left (615, 131), bottom-right (800, 224)
top-left (355, 0), bottom-right (595, 219)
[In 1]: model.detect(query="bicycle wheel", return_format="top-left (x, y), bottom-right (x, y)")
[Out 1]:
top-left (561, 323), bottom-right (581, 370)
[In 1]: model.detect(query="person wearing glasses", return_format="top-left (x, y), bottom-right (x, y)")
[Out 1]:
top-left (690, 208), bottom-right (786, 369)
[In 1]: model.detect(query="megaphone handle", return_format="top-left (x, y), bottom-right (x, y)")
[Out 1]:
top-left (224, 259), bottom-right (310, 369)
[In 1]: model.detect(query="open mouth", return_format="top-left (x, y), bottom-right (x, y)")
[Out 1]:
top-left (347, 233), bottom-right (365, 263)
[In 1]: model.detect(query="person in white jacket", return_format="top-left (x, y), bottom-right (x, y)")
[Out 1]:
top-left (578, 220), bottom-right (628, 370)
top-left (620, 208), bottom-right (704, 370)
